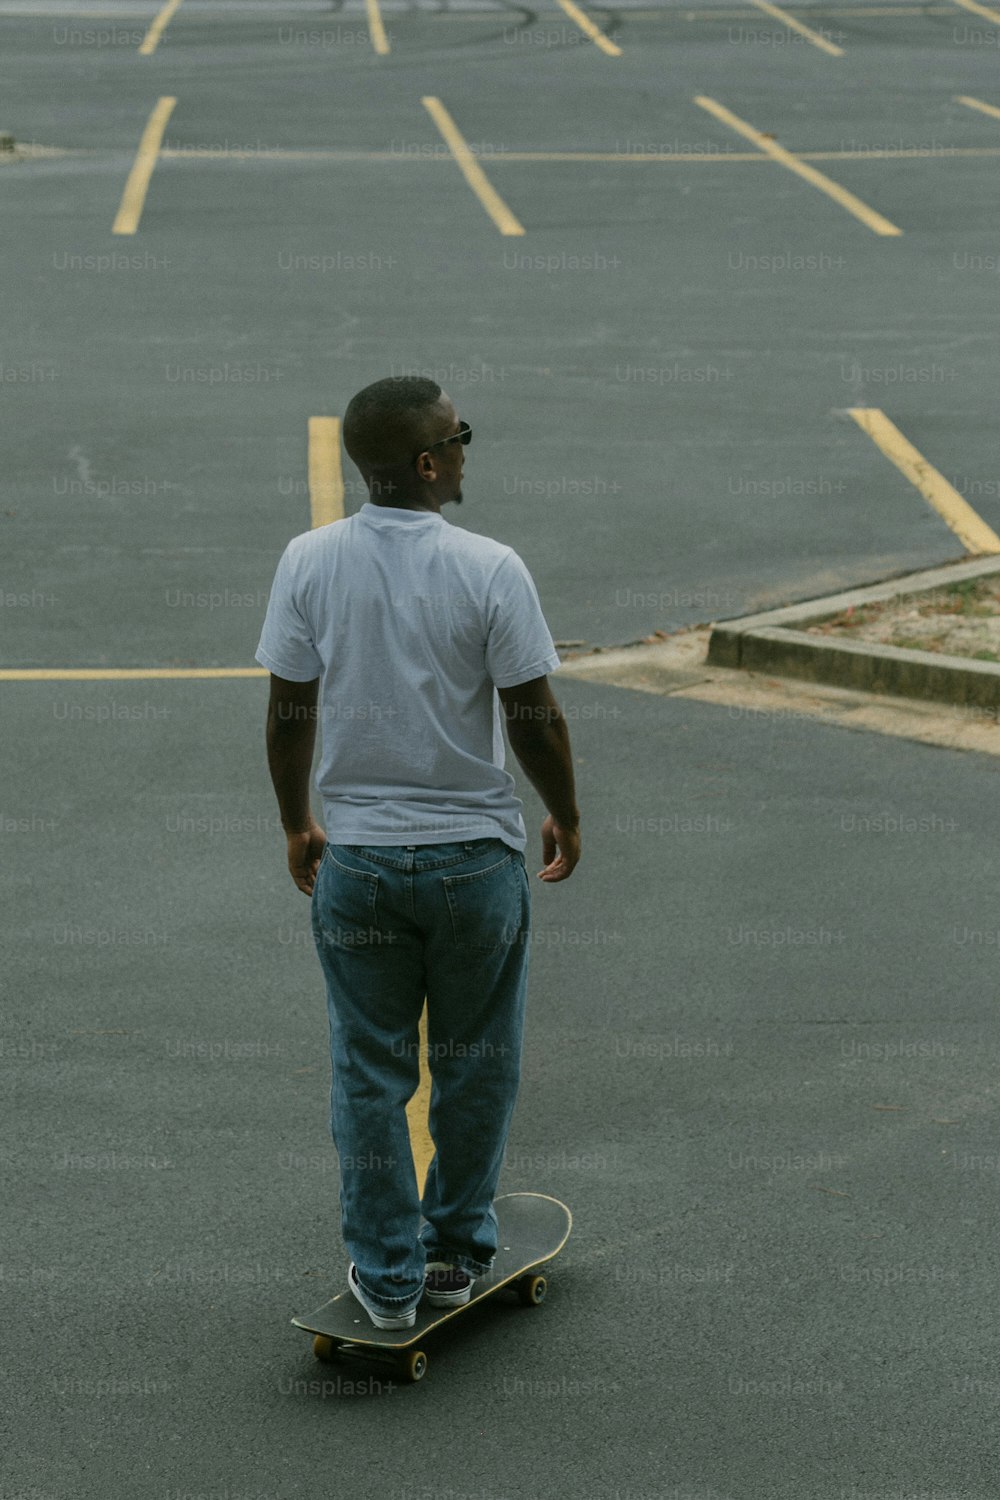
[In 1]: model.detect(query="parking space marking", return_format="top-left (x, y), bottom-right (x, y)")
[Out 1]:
top-left (365, 0), bottom-right (390, 54)
top-left (552, 0), bottom-right (622, 54)
top-left (682, 4), bottom-right (952, 14)
top-left (308, 417), bottom-right (345, 529)
top-left (799, 147), bottom-right (1000, 159)
top-left (695, 96), bottom-right (903, 235)
top-left (0, 669), bottom-right (268, 680)
top-left (112, 96), bottom-right (176, 235)
top-left (951, 0), bottom-right (1000, 22)
top-left (138, 0), bottom-right (183, 54)
top-left (848, 408), bottom-right (1000, 555)
top-left (422, 96), bottom-right (525, 236)
top-left (748, 0), bottom-right (844, 53)
top-left (405, 1011), bottom-right (434, 1196)
top-left (956, 94), bottom-right (1000, 122)
top-left (309, 410), bottom-right (431, 1191)
top-left (152, 146), bottom-right (1000, 164)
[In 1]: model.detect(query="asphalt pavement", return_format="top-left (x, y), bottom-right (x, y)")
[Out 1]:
top-left (3, 2), bottom-right (999, 1496)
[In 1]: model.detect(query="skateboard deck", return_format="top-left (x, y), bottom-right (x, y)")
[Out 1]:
top-left (291, 1191), bottom-right (571, 1381)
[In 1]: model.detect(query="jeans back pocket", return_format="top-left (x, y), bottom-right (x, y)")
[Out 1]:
top-left (443, 851), bottom-right (527, 952)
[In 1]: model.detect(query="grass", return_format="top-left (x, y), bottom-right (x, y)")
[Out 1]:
top-left (817, 578), bottom-right (1000, 636)
top-left (807, 575), bottom-right (1000, 663)
top-left (919, 579), bottom-right (997, 618)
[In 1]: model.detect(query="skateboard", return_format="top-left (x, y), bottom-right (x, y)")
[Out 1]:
top-left (291, 1191), bottom-right (571, 1382)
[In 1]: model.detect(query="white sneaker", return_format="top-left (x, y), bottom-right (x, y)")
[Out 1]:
top-left (348, 1263), bottom-right (419, 1329)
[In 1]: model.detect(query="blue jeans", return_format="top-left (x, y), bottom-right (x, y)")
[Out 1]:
top-left (310, 837), bottom-right (531, 1316)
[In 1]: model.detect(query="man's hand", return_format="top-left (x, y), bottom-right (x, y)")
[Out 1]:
top-left (286, 817), bottom-right (327, 896)
top-left (537, 814), bottom-right (580, 882)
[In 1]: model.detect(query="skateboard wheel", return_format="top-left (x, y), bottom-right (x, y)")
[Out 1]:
top-left (402, 1349), bottom-right (428, 1383)
top-left (516, 1274), bottom-right (547, 1307)
top-left (313, 1335), bottom-right (340, 1363)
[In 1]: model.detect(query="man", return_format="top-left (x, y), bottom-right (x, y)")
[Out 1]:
top-left (255, 375), bottom-right (581, 1330)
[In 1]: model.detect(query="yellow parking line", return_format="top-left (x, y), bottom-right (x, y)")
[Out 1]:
top-left (311, 386), bottom-right (428, 1189)
top-left (849, 409), bottom-right (1000, 555)
top-left (112, 96), bottom-right (176, 235)
top-left (800, 147), bottom-right (1000, 159)
top-left (156, 145), bottom-right (1000, 163)
top-left (552, 0), bottom-right (622, 54)
top-left (365, 0), bottom-right (390, 54)
top-left (405, 1008), bottom-right (434, 1197)
top-left (695, 96), bottom-right (902, 235)
top-left (422, 97), bottom-right (525, 236)
top-left (685, 4), bottom-right (949, 12)
top-left (139, 0), bottom-right (183, 54)
top-left (956, 94), bottom-right (1000, 121)
top-left (308, 417), bottom-right (345, 528)
top-left (157, 147), bottom-right (771, 163)
top-left (749, 0), bottom-right (844, 53)
top-left (836, 3), bottom-right (948, 8)
top-left (950, 0), bottom-right (1000, 22)
top-left (305, 391), bottom-right (428, 1182)
top-left (0, 668), bottom-right (268, 680)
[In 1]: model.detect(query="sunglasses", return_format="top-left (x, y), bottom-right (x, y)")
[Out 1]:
top-left (417, 419), bottom-right (472, 460)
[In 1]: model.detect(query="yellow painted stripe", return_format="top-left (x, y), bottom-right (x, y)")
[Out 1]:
top-left (364, 0), bottom-right (390, 54)
top-left (748, 0), bottom-right (844, 52)
top-left (950, 0), bottom-right (1000, 22)
top-left (686, 4), bottom-right (948, 11)
top-left (684, 5), bottom-right (947, 12)
top-left (404, 1006), bottom-right (434, 1197)
top-left (112, 96), bottom-right (176, 235)
top-left (0, 668), bottom-right (268, 680)
top-left (157, 147), bottom-right (769, 163)
top-left (695, 95), bottom-right (902, 235)
top-left (308, 417), bottom-right (344, 529)
top-left (552, 0), bottom-right (622, 54)
top-left (956, 94), bottom-right (1000, 121)
top-left (798, 147), bottom-right (999, 159)
top-left (156, 145), bottom-right (1000, 164)
top-left (138, 0), bottom-right (183, 54)
top-left (849, 408), bottom-right (1000, 555)
top-left (422, 96), bottom-right (525, 237)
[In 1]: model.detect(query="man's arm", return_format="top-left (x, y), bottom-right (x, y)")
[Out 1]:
top-left (264, 673), bottom-right (327, 895)
top-left (497, 674), bottom-right (581, 883)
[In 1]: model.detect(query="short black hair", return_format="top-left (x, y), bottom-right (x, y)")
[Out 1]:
top-left (343, 376), bottom-right (445, 475)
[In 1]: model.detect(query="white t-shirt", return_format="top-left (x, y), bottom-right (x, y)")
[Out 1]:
top-left (255, 502), bottom-right (562, 852)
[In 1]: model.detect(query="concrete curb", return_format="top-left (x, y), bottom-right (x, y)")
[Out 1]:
top-left (706, 554), bottom-right (1000, 708)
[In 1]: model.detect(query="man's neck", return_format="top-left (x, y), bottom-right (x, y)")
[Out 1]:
top-left (368, 499), bottom-right (439, 514)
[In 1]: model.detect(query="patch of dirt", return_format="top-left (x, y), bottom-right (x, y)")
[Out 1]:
top-left (804, 576), bottom-right (1000, 662)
